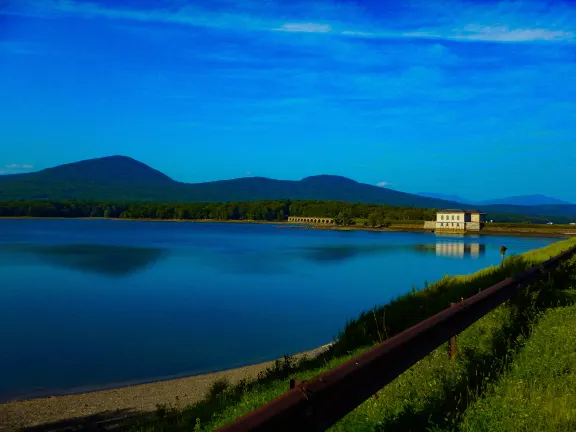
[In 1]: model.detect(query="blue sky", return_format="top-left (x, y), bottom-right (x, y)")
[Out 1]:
top-left (1, 0), bottom-right (575, 201)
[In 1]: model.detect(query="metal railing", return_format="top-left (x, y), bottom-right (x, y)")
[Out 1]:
top-left (217, 246), bottom-right (576, 432)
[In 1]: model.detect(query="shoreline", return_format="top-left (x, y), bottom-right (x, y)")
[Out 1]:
top-left (0, 344), bottom-right (332, 431)
top-left (2, 216), bottom-right (575, 238)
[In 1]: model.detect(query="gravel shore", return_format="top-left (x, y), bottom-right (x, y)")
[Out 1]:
top-left (0, 344), bottom-right (331, 431)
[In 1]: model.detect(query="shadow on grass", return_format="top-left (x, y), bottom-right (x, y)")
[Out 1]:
top-left (21, 409), bottom-right (152, 432)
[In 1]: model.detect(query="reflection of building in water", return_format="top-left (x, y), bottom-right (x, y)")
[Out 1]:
top-left (436, 242), bottom-right (486, 258)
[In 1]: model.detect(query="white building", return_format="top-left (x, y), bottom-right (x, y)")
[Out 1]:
top-left (431, 209), bottom-right (486, 231)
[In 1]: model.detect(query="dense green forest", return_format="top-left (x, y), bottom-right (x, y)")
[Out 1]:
top-left (0, 200), bottom-right (570, 225)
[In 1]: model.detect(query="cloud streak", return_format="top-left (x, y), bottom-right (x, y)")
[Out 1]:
top-left (4, 0), bottom-right (575, 44)
top-left (4, 164), bottom-right (34, 170)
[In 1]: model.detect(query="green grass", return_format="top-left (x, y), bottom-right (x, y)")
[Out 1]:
top-left (458, 304), bottom-right (576, 432)
top-left (130, 238), bottom-right (576, 431)
top-left (388, 220), bottom-right (426, 225)
top-left (352, 219), bottom-right (425, 226)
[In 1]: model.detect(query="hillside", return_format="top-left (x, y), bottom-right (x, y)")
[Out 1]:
top-left (1, 156), bottom-right (575, 219)
top-left (0, 156), bottom-right (463, 208)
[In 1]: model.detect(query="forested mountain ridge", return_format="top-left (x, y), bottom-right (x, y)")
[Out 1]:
top-left (1, 156), bottom-right (575, 220)
top-left (0, 156), bottom-right (463, 207)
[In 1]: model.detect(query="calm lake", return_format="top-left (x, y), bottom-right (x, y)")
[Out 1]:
top-left (0, 219), bottom-right (559, 402)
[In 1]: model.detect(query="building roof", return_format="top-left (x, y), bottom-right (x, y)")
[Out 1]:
top-left (438, 209), bottom-right (486, 214)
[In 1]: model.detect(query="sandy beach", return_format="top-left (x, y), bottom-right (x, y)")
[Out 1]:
top-left (0, 344), bottom-right (331, 431)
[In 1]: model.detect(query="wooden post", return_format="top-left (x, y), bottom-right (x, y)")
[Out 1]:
top-left (500, 245), bottom-right (508, 265)
top-left (448, 302), bottom-right (458, 359)
top-left (448, 336), bottom-right (457, 360)
top-left (290, 379), bottom-right (304, 389)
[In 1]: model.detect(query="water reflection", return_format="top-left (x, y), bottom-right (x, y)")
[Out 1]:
top-left (198, 252), bottom-right (291, 275)
top-left (414, 243), bottom-right (486, 258)
top-left (436, 243), bottom-right (486, 258)
top-left (301, 246), bottom-right (359, 263)
top-left (0, 244), bottom-right (167, 277)
top-left (298, 244), bottom-right (404, 264)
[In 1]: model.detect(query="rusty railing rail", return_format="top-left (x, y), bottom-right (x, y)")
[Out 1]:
top-left (217, 246), bottom-right (576, 432)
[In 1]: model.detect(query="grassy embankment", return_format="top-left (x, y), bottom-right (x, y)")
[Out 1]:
top-left (129, 237), bottom-right (576, 431)
top-left (457, 304), bottom-right (576, 431)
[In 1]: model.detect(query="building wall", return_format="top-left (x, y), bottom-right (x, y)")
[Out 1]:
top-left (466, 222), bottom-right (481, 231)
top-left (436, 211), bottom-right (466, 230)
top-left (436, 221), bottom-right (465, 230)
top-left (436, 212), bottom-right (465, 223)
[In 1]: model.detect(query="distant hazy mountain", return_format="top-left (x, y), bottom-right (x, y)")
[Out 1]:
top-left (417, 192), bottom-right (473, 204)
top-left (1, 156), bottom-right (575, 219)
top-left (419, 192), bottom-right (571, 207)
top-left (478, 195), bottom-right (572, 206)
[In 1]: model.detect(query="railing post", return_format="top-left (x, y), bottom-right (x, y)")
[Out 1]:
top-left (290, 379), bottom-right (305, 389)
top-left (448, 301), bottom-right (458, 359)
top-left (448, 335), bottom-right (457, 360)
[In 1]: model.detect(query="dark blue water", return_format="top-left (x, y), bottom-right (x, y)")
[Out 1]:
top-left (0, 219), bottom-right (558, 401)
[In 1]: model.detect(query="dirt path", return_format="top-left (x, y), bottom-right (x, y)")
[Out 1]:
top-left (0, 344), bottom-right (331, 431)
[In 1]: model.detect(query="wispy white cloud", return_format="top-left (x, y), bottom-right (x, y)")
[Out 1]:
top-left (4, 163), bottom-right (34, 169)
top-left (403, 26), bottom-right (574, 43)
top-left (376, 181), bottom-right (390, 187)
top-left (275, 23), bottom-right (333, 34)
top-left (4, 0), bottom-right (575, 44)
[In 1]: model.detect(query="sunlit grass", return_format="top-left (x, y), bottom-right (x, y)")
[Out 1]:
top-left (458, 304), bottom-right (576, 432)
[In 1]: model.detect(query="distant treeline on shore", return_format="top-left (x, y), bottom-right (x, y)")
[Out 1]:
top-left (0, 200), bottom-right (570, 225)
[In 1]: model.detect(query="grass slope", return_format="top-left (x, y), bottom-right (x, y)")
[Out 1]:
top-left (459, 304), bottom-right (576, 432)
top-left (130, 238), bottom-right (576, 431)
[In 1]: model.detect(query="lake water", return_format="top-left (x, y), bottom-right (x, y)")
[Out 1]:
top-left (0, 219), bottom-right (559, 402)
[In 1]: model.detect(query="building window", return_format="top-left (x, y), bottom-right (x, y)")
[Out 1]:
top-left (451, 215), bottom-right (454, 220)
top-left (441, 215), bottom-right (444, 220)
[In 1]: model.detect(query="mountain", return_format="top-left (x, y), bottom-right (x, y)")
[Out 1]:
top-left (478, 195), bottom-right (572, 206)
top-left (419, 192), bottom-right (571, 206)
top-left (1, 156), bottom-right (575, 220)
top-left (0, 156), bottom-right (465, 208)
top-left (417, 192), bottom-right (473, 204)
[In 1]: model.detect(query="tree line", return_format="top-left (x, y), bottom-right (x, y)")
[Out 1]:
top-left (0, 199), bottom-right (565, 225)
top-left (0, 200), bottom-right (437, 226)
